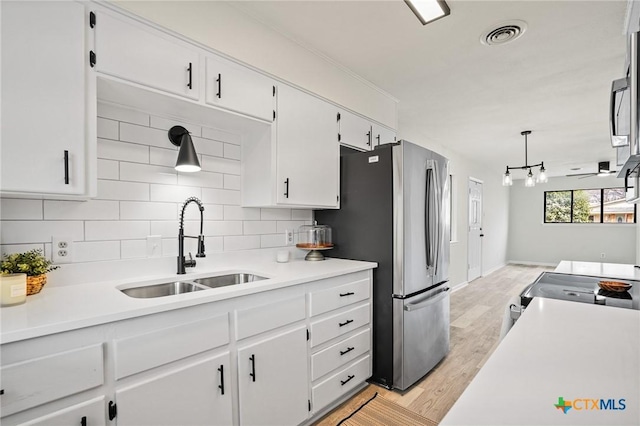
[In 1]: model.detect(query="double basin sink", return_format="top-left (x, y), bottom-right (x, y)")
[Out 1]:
top-left (121, 273), bottom-right (267, 299)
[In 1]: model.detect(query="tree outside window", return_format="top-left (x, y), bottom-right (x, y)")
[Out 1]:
top-left (544, 188), bottom-right (635, 224)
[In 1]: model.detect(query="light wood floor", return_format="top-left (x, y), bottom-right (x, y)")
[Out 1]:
top-left (314, 264), bottom-right (554, 425)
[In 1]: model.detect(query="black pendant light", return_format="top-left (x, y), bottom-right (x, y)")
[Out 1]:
top-left (168, 125), bottom-right (201, 173)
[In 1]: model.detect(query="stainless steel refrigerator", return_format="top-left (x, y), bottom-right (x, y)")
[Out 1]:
top-left (315, 140), bottom-right (450, 390)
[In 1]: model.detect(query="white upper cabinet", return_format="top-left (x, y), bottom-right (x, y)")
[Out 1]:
top-left (275, 85), bottom-right (339, 207)
top-left (1, 1), bottom-right (95, 197)
top-left (94, 11), bottom-right (200, 100)
top-left (338, 110), bottom-right (373, 151)
top-left (372, 123), bottom-right (397, 148)
top-left (205, 56), bottom-right (274, 121)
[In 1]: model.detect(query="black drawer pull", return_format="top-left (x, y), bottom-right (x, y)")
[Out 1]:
top-left (341, 374), bottom-right (355, 386)
top-left (339, 319), bottom-right (354, 327)
top-left (81, 416), bottom-right (87, 426)
top-left (216, 73), bottom-right (222, 98)
top-left (0, 389), bottom-right (4, 395)
top-left (339, 292), bottom-right (355, 297)
top-left (249, 354), bottom-right (256, 382)
top-left (187, 62), bottom-right (193, 89)
top-left (284, 178), bottom-right (289, 198)
top-left (340, 346), bottom-right (355, 356)
top-left (218, 364), bottom-right (225, 395)
top-left (64, 150), bottom-right (70, 184)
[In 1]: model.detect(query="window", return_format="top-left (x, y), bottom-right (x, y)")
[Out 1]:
top-left (544, 188), bottom-right (636, 223)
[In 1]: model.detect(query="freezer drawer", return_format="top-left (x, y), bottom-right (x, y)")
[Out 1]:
top-left (393, 286), bottom-right (450, 390)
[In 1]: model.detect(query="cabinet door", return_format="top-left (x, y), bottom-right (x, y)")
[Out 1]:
top-left (238, 327), bottom-right (309, 426)
top-left (372, 123), bottom-right (397, 148)
top-left (205, 56), bottom-right (274, 121)
top-left (95, 11), bottom-right (199, 100)
top-left (1, 1), bottom-right (88, 195)
top-left (20, 397), bottom-right (105, 426)
top-left (339, 110), bottom-right (372, 151)
top-left (115, 353), bottom-right (232, 426)
top-left (276, 85), bottom-right (339, 207)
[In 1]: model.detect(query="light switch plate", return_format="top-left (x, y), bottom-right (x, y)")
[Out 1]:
top-left (147, 235), bottom-right (162, 258)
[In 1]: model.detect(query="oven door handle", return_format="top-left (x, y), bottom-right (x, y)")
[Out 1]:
top-left (404, 287), bottom-right (449, 312)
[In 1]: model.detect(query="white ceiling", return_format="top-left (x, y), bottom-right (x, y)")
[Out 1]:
top-left (231, 0), bottom-right (628, 178)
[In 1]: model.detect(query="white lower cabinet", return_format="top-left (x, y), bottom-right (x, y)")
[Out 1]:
top-left (115, 354), bottom-right (232, 426)
top-left (238, 326), bottom-right (309, 426)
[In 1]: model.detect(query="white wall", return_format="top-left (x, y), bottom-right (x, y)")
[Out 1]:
top-left (0, 103), bottom-right (312, 263)
top-left (112, 1), bottom-right (398, 129)
top-left (508, 175), bottom-right (636, 265)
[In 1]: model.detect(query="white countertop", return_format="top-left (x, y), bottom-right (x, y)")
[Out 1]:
top-left (555, 260), bottom-right (640, 281)
top-left (0, 251), bottom-right (376, 344)
top-left (441, 298), bottom-right (640, 425)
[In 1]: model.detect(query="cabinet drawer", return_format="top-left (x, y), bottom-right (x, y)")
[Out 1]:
top-left (0, 344), bottom-right (104, 417)
top-left (311, 328), bottom-right (370, 381)
top-left (310, 303), bottom-right (370, 348)
top-left (114, 315), bottom-right (228, 380)
top-left (312, 355), bottom-right (371, 413)
top-left (309, 278), bottom-right (370, 317)
top-left (235, 295), bottom-right (305, 340)
top-left (20, 396), bottom-right (105, 426)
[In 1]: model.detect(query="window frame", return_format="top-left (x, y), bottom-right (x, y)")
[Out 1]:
top-left (543, 187), bottom-right (636, 224)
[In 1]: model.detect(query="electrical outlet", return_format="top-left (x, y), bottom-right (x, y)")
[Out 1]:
top-left (52, 236), bottom-right (73, 263)
top-left (147, 235), bottom-right (162, 258)
top-left (600, 253), bottom-right (606, 259)
top-left (285, 229), bottom-right (294, 246)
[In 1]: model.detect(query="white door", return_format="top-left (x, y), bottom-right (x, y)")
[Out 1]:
top-left (468, 179), bottom-right (483, 281)
top-left (115, 354), bottom-right (232, 426)
top-left (338, 109), bottom-right (372, 151)
top-left (238, 326), bottom-right (309, 426)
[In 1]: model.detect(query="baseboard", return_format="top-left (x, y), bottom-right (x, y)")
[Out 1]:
top-left (482, 262), bottom-right (507, 277)
top-left (450, 281), bottom-right (468, 293)
top-left (507, 260), bottom-right (558, 267)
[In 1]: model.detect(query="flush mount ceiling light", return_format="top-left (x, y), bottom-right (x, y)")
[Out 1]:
top-left (405, 0), bottom-right (450, 25)
top-left (502, 130), bottom-right (548, 187)
top-left (168, 125), bottom-right (201, 173)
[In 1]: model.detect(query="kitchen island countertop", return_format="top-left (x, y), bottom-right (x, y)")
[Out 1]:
top-left (554, 260), bottom-right (640, 281)
top-left (441, 297), bottom-right (640, 425)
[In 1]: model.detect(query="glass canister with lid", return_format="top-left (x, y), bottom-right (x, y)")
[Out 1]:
top-left (296, 221), bottom-right (333, 261)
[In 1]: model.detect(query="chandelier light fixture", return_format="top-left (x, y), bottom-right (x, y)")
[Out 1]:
top-left (502, 130), bottom-right (547, 187)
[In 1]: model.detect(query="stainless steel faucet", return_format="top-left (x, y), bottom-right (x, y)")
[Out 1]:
top-left (177, 197), bottom-right (205, 274)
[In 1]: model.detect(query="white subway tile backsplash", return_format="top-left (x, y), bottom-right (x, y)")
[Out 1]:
top-left (244, 221), bottom-right (276, 235)
top-left (120, 163), bottom-right (177, 185)
top-left (150, 185), bottom-right (201, 203)
top-left (205, 221), bottom-right (243, 236)
top-left (180, 204), bottom-right (224, 221)
top-left (224, 235), bottom-right (260, 251)
top-left (120, 202), bottom-right (177, 220)
top-left (260, 234), bottom-right (286, 249)
top-left (120, 123), bottom-right (167, 148)
top-left (97, 180), bottom-right (149, 201)
top-left (1, 199), bottom-right (43, 220)
top-left (276, 221), bottom-right (305, 234)
top-left (44, 200), bottom-right (119, 220)
top-left (202, 188), bottom-right (240, 205)
top-left (85, 221), bottom-right (150, 241)
top-left (202, 126), bottom-right (241, 145)
top-left (201, 156), bottom-right (241, 175)
top-left (223, 175), bottom-right (240, 190)
top-left (161, 238), bottom-right (179, 257)
top-left (150, 147), bottom-right (178, 167)
top-left (151, 221), bottom-right (201, 238)
top-left (224, 206), bottom-right (261, 220)
top-left (98, 103), bottom-right (149, 126)
top-left (97, 159), bottom-right (119, 180)
top-left (98, 139), bottom-right (149, 163)
top-left (74, 241), bottom-right (120, 262)
top-left (261, 208), bottom-right (291, 220)
top-left (292, 209), bottom-right (314, 221)
top-left (224, 143), bottom-right (241, 160)
top-left (97, 118), bottom-right (119, 140)
top-left (178, 171), bottom-right (223, 189)
top-left (191, 137), bottom-right (223, 157)
top-left (1, 221), bottom-right (84, 244)
top-left (121, 239), bottom-right (148, 259)
top-left (150, 116), bottom-right (202, 137)
top-left (0, 243), bottom-right (45, 257)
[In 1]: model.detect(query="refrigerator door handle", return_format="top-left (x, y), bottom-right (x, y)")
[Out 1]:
top-left (425, 160), bottom-right (440, 275)
top-left (404, 287), bottom-right (449, 312)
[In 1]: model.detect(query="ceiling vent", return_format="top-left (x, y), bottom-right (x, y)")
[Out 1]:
top-left (481, 20), bottom-right (527, 46)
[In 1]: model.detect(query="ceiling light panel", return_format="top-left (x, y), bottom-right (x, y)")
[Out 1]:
top-left (405, 0), bottom-right (450, 25)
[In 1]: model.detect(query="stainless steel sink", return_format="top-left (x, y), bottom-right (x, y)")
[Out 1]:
top-left (121, 281), bottom-right (205, 298)
top-left (193, 273), bottom-right (267, 289)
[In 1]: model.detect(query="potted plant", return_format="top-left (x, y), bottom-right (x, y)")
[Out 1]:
top-left (1, 249), bottom-right (59, 295)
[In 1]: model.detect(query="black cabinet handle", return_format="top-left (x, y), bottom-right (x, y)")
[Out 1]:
top-left (216, 73), bottom-right (221, 98)
top-left (249, 354), bottom-right (256, 382)
top-left (339, 292), bottom-right (355, 297)
top-left (366, 131), bottom-right (371, 146)
top-left (108, 401), bottom-right (117, 421)
top-left (187, 62), bottom-right (193, 89)
top-left (0, 389), bottom-right (4, 395)
top-left (376, 134), bottom-right (381, 146)
top-left (64, 150), bottom-right (70, 184)
top-left (340, 346), bottom-right (355, 356)
top-left (81, 416), bottom-right (87, 426)
top-left (284, 178), bottom-right (289, 198)
top-left (218, 364), bottom-right (225, 395)
top-left (340, 374), bottom-right (355, 386)
top-left (339, 319), bottom-right (354, 327)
